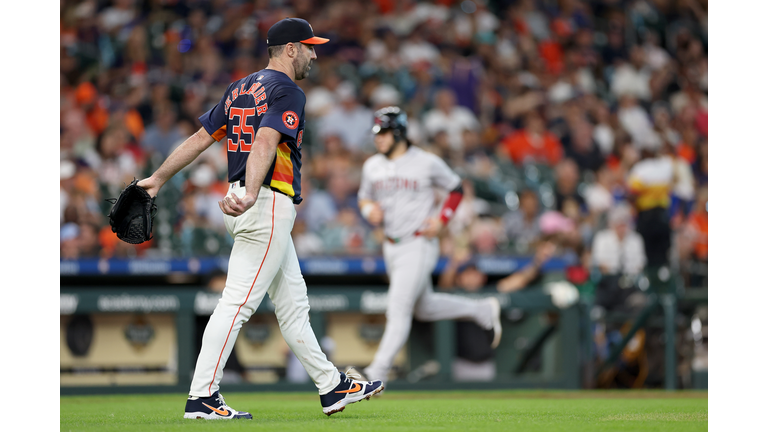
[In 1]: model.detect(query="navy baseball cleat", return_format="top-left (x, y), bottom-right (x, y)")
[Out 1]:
top-left (183, 391), bottom-right (252, 420)
top-left (320, 369), bottom-right (384, 416)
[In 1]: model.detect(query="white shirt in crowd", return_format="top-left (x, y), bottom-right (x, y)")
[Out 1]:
top-left (618, 105), bottom-right (655, 149)
top-left (592, 228), bottom-right (647, 275)
top-left (611, 64), bottom-right (652, 101)
top-left (628, 156), bottom-right (674, 189)
top-left (422, 106), bottom-right (480, 151)
top-left (318, 104), bottom-right (374, 152)
top-left (593, 123), bottom-right (614, 155)
top-left (583, 184), bottom-right (614, 214)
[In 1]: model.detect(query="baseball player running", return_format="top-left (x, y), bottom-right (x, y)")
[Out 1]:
top-left (358, 106), bottom-right (502, 386)
top-left (137, 18), bottom-right (382, 419)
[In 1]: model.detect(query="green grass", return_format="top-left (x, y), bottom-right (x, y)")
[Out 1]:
top-left (61, 390), bottom-right (707, 432)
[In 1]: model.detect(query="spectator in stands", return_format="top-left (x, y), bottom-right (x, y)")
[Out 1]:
top-left (74, 81), bottom-right (109, 137)
top-left (610, 45), bottom-right (652, 102)
top-left (591, 204), bottom-right (646, 276)
top-left (424, 130), bottom-right (452, 162)
top-left (468, 216), bottom-right (506, 256)
top-left (423, 88), bottom-right (481, 152)
top-left (600, 22), bottom-right (628, 66)
top-left (319, 207), bottom-right (371, 256)
top-left (141, 102), bottom-right (184, 159)
top-left (77, 222), bottom-right (102, 258)
top-left (297, 176), bottom-right (337, 235)
top-left (627, 147), bottom-right (674, 268)
top-left (676, 124), bottom-right (699, 165)
top-left (650, 102), bottom-right (681, 150)
top-left (305, 70), bottom-right (343, 119)
top-left (583, 164), bottom-right (616, 218)
top-left (642, 30), bottom-right (672, 72)
top-left (554, 158), bottom-right (585, 213)
top-left (292, 218), bottom-right (325, 259)
top-left (591, 203), bottom-right (649, 312)
top-left (61, 223), bottom-right (80, 260)
top-left (96, 126), bottom-right (143, 190)
top-left (438, 247), bottom-right (487, 293)
top-left (310, 134), bottom-right (354, 183)
top-left (679, 187), bottom-right (708, 287)
top-left (500, 111), bottom-right (564, 166)
top-left (660, 142), bottom-right (696, 224)
top-left (326, 170), bottom-right (360, 216)
top-left (497, 240), bottom-right (558, 293)
top-left (617, 94), bottom-right (655, 150)
top-left (693, 138), bottom-right (708, 187)
top-left (187, 163), bottom-right (229, 232)
top-left (318, 81), bottom-right (374, 154)
top-left (591, 100), bottom-right (615, 157)
top-left (502, 189), bottom-right (542, 254)
top-left (60, 160), bottom-right (77, 224)
top-left (500, 73), bottom-right (546, 124)
top-left (564, 119), bottom-right (605, 173)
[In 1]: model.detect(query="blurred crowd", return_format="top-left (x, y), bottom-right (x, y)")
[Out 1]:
top-left (60, 0), bottom-right (707, 288)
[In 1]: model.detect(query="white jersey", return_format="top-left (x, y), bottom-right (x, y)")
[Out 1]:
top-left (358, 146), bottom-right (461, 239)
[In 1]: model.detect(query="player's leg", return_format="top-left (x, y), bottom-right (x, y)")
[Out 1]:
top-left (364, 238), bottom-right (431, 382)
top-left (412, 238), bottom-right (502, 348)
top-left (266, 230), bottom-right (340, 394)
top-left (267, 206), bottom-right (383, 415)
top-left (188, 188), bottom-right (291, 398)
top-left (412, 239), bottom-right (494, 326)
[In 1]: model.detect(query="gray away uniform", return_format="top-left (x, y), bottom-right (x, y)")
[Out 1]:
top-left (358, 146), bottom-right (494, 383)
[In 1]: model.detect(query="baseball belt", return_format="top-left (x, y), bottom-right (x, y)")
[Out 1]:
top-left (230, 179), bottom-right (292, 199)
top-left (386, 231), bottom-right (422, 244)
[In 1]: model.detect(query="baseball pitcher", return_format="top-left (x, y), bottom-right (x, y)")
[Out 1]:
top-left (137, 18), bottom-right (383, 419)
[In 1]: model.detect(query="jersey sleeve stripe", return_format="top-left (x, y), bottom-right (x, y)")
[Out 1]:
top-left (269, 142), bottom-right (295, 196)
top-left (273, 163), bottom-right (294, 176)
top-left (211, 125), bottom-right (227, 141)
top-left (271, 172), bottom-right (294, 183)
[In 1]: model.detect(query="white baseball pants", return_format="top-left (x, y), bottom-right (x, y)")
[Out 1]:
top-left (189, 184), bottom-right (340, 397)
top-left (364, 236), bottom-right (494, 381)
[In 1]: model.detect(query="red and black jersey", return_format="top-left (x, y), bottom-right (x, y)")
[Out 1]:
top-left (199, 69), bottom-right (306, 204)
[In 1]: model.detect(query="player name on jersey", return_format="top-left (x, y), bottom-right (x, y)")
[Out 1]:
top-left (224, 82), bottom-right (268, 116)
top-left (372, 177), bottom-right (420, 193)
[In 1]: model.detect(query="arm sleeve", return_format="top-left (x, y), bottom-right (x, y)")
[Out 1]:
top-left (259, 87), bottom-right (306, 139)
top-left (439, 184), bottom-right (464, 224)
top-left (198, 84), bottom-right (232, 137)
top-left (429, 154), bottom-right (463, 222)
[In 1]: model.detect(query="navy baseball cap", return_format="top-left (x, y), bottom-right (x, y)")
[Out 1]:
top-left (267, 18), bottom-right (329, 46)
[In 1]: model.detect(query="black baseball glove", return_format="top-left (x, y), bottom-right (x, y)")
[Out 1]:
top-left (106, 178), bottom-right (157, 244)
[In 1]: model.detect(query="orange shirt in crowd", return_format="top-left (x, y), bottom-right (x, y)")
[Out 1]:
top-left (123, 109), bottom-right (145, 141)
top-left (501, 130), bottom-right (564, 166)
top-left (539, 40), bottom-right (564, 75)
top-left (75, 82), bottom-right (109, 136)
top-left (688, 211), bottom-right (708, 260)
top-left (677, 141), bottom-right (697, 164)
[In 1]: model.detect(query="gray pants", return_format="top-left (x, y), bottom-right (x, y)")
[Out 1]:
top-left (364, 236), bottom-right (493, 382)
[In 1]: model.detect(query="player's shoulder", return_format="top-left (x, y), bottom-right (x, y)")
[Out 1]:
top-left (362, 153), bottom-right (387, 170)
top-left (261, 70), bottom-right (304, 95)
top-left (411, 146), bottom-right (444, 164)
